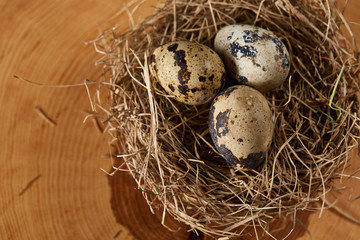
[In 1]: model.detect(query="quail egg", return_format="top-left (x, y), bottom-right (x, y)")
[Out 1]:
top-left (209, 85), bottom-right (274, 169)
top-left (150, 41), bottom-right (226, 105)
top-left (214, 24), bottom-right (290, 92)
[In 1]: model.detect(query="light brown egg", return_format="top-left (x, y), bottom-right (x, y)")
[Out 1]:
top-left (209, 85), bottom-right (274, 169)
top-left (150, 41), bottom-right (226, 105)
top-left (214, 24), bottom-right (290, 92)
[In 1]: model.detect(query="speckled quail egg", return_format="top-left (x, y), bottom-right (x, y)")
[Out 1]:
top-left (214, 24), bottom-right (290, 92)
top-left (209, 85), bottom-right (274, 169)
top-left (150, 41), bottom-right (226, 105)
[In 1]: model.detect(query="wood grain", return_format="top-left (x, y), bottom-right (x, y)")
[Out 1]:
top-left (0, 0), bottom-right (359, 239)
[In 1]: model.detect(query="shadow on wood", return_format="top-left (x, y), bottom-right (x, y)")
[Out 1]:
top-left (108, 169), bottom-right (202, 240)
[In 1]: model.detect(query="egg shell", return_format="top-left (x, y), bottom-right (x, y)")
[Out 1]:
top-left (214, 24), bottom-right (290, 92)
top-left (209, 85), bottom-right (274, 168)
top-left (150, 41), bottom-right (226, 105)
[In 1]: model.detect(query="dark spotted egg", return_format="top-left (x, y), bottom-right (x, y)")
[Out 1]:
top-left (214, 24), bottom-right (290, 92)
top-left (209, 85), bottom-right (274, 169)
top-left (150, 41), bottom-right (226, 105)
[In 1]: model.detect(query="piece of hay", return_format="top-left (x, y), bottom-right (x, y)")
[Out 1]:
top-left (35, 106), bottom-right (57, 127)
top-left (91, 0), bottom-right (360, 238)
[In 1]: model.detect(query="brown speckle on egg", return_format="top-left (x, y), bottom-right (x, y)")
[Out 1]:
top-left (167, 43), bottom-right (179, 52)
top-left (168, 84), bottom-right (175, 92)
top-left (238, 75), bottom-right (248, 83)
top-left (178, 84), bottom-right (189, 94)
top-left (199, 76), bottom-right (206, 82)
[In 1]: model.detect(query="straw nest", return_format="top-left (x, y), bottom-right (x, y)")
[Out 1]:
top-left (90, 0), bottom-right (360, 238)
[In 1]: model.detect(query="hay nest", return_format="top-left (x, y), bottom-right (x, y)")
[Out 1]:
top-left (91, 0), bottom-right (360, 238)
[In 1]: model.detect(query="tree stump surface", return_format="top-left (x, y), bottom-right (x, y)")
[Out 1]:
top-left (1, 0), bottom-right (359, 239)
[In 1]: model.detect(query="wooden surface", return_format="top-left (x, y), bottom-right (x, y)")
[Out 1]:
top-left (0, 0), bottom-right (359, 239)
